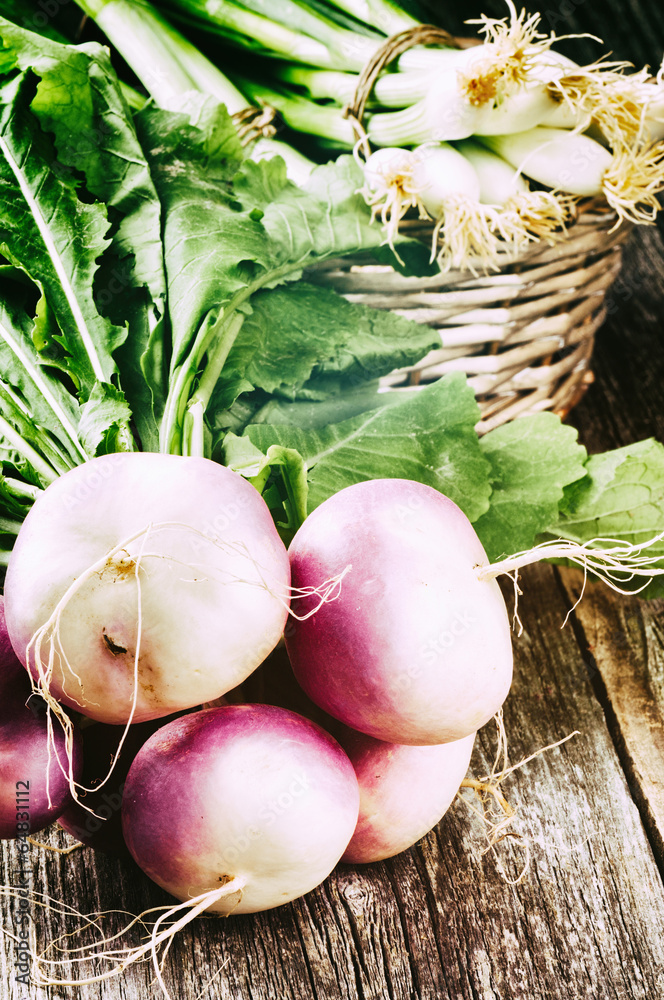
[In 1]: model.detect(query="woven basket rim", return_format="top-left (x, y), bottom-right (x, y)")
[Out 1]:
top-left (306, 202), bottom-right (632, 434)
top-left (309, 198), bottom-right (632, 284)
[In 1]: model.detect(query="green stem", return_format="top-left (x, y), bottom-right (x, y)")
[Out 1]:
top-left (248, 465), bottom-right (271, 494)
top-left (182, 401), bottom-right (206, 457)
top-left (230, 0), bottom-right (374, 53)
top-left (239, 80), bottom-right (355, 144)
top-left (3, 478), bottom-right (42, 501)
top-left (0, 383), bottom-right (75, 475)
top-left (119, 80), bottom-right (147, 110)
top-left (231, 0), bottom-right (387, 70)
top-left (154, 10), bottom-right (247, 110)
top-left (181, 311), bottom-right (246, 457)
top-left (191, 312), bottom-right (246, 412)
top-left (159, 332), bottom-right (209, 455)
top-left (275, 63), bottom-right (434, 107)
top-left (280, 465), bottom-right (307, 532)
top-left (276, 65), bottom-right (357, 104)
top-left (0, 517), bottom-right (22, 534)
top-left (160, 261), bottom-right (303, 455)
top-left (165, 0), bottom-right (338, 68)
top-left (322, 0), bottom-right (419, 35)
top-left (77, 0), bottom-right (198, 107)
top-left (249, 137), bottom-right (315, 185)
top-left (366, 97), bottom-right (431, 145)
top-left (0, 416), bottom-right (57, 485)
top-left (77, 0), bottom-right (244, 111)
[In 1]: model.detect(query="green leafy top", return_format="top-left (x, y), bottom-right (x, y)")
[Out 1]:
top-left (0, 15), bottom-right (663, 588)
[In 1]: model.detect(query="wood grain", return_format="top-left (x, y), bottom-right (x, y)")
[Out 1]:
top-left (559, 568), bottom-right (664, 867)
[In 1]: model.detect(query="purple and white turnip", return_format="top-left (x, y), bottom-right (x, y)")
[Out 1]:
top-left (337, 726), bottom-right (476, 864)
top-left (285, 479), bottom-right (513, 746)
top-left (4, 454), bottom-right (291, 725)
top-left (121, 704), bottom-right (360, 914)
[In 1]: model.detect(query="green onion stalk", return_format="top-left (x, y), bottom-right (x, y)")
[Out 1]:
top-left (75, 0), bottom-right (664, 274)
top-left (74, 0), bottom-right (316, 176)
top-left (154, 0), bottom-right (664, 153)
top-left (76, 0), bottom-right (247, 112)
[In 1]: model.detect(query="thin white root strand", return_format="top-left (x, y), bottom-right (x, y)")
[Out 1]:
top-left (458, 713), bottom-right (580, 885)
top-left (26, 837), bottom-right (85, 855)
top-left (603, 139), bottom-right (664, 227)
top-left (30, 525), bottom-right (154, 819)
top-left (501, 189), bottom-right (576, 244)
top-left (428, 191), bottom-right (572, 273)
top-left (548, 61), bottom-right (654, 143)
top-left (478, 530), bottom-right (664, 586)
top-left (478, 531), bottom-right (664, 636)
top-left (286, 565), bottom-right (353, 621)
top-left (26, 520), bottom-right (352, 816)
top-left (463, 0), bottom-right (593, 105)
top-left (194, 958), bottom-right (232, 1000)
top-left (10, 877), bottom-right (246, 997)
top-left (430, 198), bottom-right (506, 274)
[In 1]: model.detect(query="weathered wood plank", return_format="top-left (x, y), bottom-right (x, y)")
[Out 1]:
top-left (559, 568), bottom-right (664, 867)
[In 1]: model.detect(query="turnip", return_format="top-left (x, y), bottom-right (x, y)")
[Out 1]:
top-left (4, 453), bottom-right (291, 726)
top-left (237, 643), bottom-right (477, 863)
top-left (0, 597), bottom-right (82, 838)
top-left (337, 727), bottom-right (476, 864)
top-left (285, 479), bottom-right (513, 746)
top-left (235, 643), bottom-right (477, 863)
top-left (121, 704), bottom-right (360, 914)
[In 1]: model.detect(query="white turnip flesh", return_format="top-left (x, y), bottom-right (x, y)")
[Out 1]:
top-left (4, 454), bottom-right (290, 725)
top-left (121, 704), bottom-right (360, 914)
top-left (285, 479), bottom-right (513, 745)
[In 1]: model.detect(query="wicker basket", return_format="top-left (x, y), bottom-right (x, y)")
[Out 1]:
top-left (305, 201), bottom-right (631, 434)
top-left (300, 24), bottom-right (635, 433)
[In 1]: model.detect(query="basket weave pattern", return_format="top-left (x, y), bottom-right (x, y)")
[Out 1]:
top-left (307, 202), bottom-right (630, 434)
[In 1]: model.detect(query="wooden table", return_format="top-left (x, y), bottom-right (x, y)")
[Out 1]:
top-left (3, 4), bottom-right (664, 999)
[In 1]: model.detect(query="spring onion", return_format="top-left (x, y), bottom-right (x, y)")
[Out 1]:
top-left (455, 139), bottom-right (574, 242)
top-left (67, 0), bottom-right (664, 270)
top-left (454, 140), bottom-right (529, 206)
top-left (483, 127), bottom-right (664, 225)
